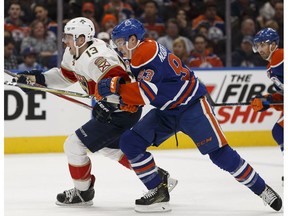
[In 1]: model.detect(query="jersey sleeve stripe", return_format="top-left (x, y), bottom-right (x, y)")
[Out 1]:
top-left (61, 66), bottom-right (78, 83)
top-left (139, 81), bottom-right (157, 102)
top-left (160, 81), bottom-right (190, 110)
top-left (169, 77), bottom-right (196, 109)
top-left (98, 65), bottom-right (130, 81)
top-left (160, 76), bottom-right (197, 110)
top-left (181, 79), bottom-right (200, 106)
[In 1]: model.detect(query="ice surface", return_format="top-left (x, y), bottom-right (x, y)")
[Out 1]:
top-left (4, 147), bottom-right (284, 216)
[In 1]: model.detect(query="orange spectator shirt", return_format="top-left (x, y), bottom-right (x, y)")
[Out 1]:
top-left (188, 50), bottom-right (223, 68)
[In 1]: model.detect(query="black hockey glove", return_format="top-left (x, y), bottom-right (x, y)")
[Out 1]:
top-left (92, 101), bottom-right (117, 123)
top-left (14, 69), bottom-right (46, 93)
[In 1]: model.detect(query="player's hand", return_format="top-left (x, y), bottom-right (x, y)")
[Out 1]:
top-left (250, 94), bottom-right (272, 112)
top-left (95, 76), bottom-right (125, 100)
top-left (14, 70), bottom-right (46, 93)
top-left (92, 101), bottom-right (117, 123)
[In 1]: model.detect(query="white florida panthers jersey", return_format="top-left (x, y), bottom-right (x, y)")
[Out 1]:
top-left (43, 38), bottom-right (131, 99)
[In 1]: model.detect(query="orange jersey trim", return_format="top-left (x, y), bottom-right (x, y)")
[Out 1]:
top-left (170, 77), bottom-right (196, 109)
top-left (192, 15), bottom-right (224, 30)
top-left (139, 82), bottom-right (155, 102)
top-left (202, 97), bottom-right (228, 146)
top-left (119, 82), bottom-right (145, 105)
top-left (131, 40), bottom-right (157, 68)
top-left (270, 48), bottom-right (283, 67)
top-left (278, 117), bottom-right (284, 128)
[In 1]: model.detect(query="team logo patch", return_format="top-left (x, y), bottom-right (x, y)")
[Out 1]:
top-left (94, 57), bottom-right (111, 73)
top-left (74, 73), bottom-right (89, 93)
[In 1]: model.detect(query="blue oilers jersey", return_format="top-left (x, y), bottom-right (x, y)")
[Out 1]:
top-left (129, 39), bottom-right (207, 110)
top-left (267, 48), bottom-right (283, 92)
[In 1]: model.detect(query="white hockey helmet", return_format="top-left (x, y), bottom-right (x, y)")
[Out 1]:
top-left (64, 17), bottom-right (95, 43)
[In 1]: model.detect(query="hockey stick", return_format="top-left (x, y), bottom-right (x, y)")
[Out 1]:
top-left (4, 70), bottom-right (93, 110)
top-left (205, 93), bottom-right (283, 107)
top-left (4, 69), bottom-right (18, 77)
top-left (4, 81), bottom-right (91, 98)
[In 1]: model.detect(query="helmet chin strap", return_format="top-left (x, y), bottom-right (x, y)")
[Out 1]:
top-left (74, 37), bottom-right (87, 58)
top-left (125, 40), bottom-right (140, 59)
top-left (266, 44), bottom-right (277, 61)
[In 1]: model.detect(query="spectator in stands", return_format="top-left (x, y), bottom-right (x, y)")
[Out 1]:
top-left (33, 3), bottom-right (57, 39)
top-left (4, 36), bottom-right (18, 70)
top-left (175, 9), bottom-right (193, 40)
top-left (259, 0), bottom-right (277, 19)
top-left (194, 23), bottom-right (216, 52)
top-left (256, 0), bottom-right (282, 48)
top-left (18, 47), bottom-right (46, 71)
top-left (4, 1), bottom-right (30, 55)
top-left (273, 1), bottom-right (283, 48)
top-left (188, 34), bottom-right (223, 68)
top-left (207, 24), bottom-right (226, 60)
top-left (103, 0), bottom-right (134, 23)
top-left (138, 0), bottom-right (165, 40)
top-left (207, 26), bottom-right (224, 44)
top-left (232, 17), bottom-right (256, 51)
top-left (97, 31), bottom-right (110, 44)
top-left (81, 2), bottom-right (100, 35)
top-left (192, 0), bottom-right (225, 37)
top-left (195, 23), bottom-right (209, 38)
top-left (20, 20), bottom-right (57, 68)
top-left (231, 0), bottom-right (259, 21)
top-left (100, 13), bottom-right (118, 34)
top-left (157, 18), bottom-right (194, 54)
top-left (66, 0), bottom-right (83, 19)
top-left (18, 0), bottom-right (35, 24)
top-left (257, 0), bottom-right (277, 28)
top-left (132, 0), bottom-right (146, 18)
top-left (264, 19), bottom-right (279, 32)
top-left (4, 30), bottom-right (12, 38)
top-left (172, 37), bottom-right (189, 65)
top-left (231, 36), bottom-right (266, 67)
top-left (162, 0), bottom-right (201, 22)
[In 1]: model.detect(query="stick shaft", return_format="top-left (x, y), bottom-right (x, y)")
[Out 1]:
top-left (205, 94), bottom-right (282, 106)
top-left (4, 69), bottom-right (18, 77)
top-left (4, 70), bottom-right (93, 110)
top-left (211, 102), bottom-right (283, 106)
top-left (4, 81), bottom-right (91, 98)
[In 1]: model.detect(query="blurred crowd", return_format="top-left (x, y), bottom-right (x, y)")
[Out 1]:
top-left (4, 0), bottom-right (283, 71)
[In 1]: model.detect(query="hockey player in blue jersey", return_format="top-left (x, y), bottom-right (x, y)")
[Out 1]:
top-left (250, 28), bottom-right (284, 183)
top-left (94, 18), bottom-right (282, 213)
top-left (251, 28), bottom-right (283, 154)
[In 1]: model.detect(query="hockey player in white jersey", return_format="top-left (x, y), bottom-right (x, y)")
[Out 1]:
top-left (15, 17), bottom-right (177, 206)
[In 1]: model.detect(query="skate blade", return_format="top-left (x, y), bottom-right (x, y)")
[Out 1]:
top-left (135, 202), bottom-right (171, 213)
top-left (168, 177), bottom-right (178, 193)
top-left (55, 200), bottom-right (93, 207)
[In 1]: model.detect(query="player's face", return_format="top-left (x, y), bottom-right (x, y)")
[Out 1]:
top-left (62, 34), bottom-right (77, 55)
top-left (254, 42), bottom-right (271, 60)
top-left (114, 38), bottom-right (129, 58)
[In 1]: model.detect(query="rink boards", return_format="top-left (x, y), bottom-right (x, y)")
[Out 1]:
top-left (4, 69), bottom-right (282, 153)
